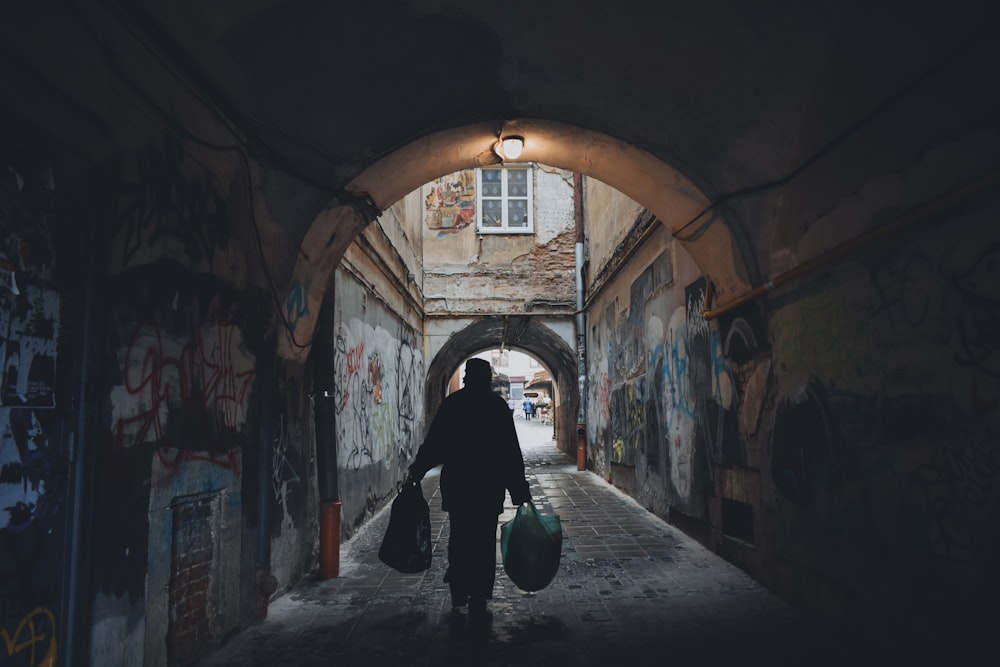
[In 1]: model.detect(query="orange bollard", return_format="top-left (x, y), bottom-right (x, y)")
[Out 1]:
top-left (576, 424), bottom-right (586, 471)
top-left (319, 500), bottom-right (342, 579)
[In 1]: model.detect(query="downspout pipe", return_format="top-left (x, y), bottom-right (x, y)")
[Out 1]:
top-left (574, 173), bottom-right (588, 470)
top-left (313, 285), bottom-right (341, 579)
top-left (64, 194), bottom-right (101, 667)
top-left (255, 347), bottom-right (278, 617)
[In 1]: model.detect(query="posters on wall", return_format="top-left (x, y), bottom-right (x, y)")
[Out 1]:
top-left (1, 166), bottom-right (60, 408)
top-left (0, 281), bottom-right (60, 407)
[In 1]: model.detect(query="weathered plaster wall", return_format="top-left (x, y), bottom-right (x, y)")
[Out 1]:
top-left (85, 130), bottom-right (320, 665)
top-left (421, 165), bottom-right (577, 315)
top-left (583, 178), bottom-right (646, 288)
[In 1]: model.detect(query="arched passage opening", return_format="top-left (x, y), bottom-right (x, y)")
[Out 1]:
top-left (422, 317), bottom-right (578, 456)
top-left (280, 119), bottom-right (749, 362)
top-left (295, 118), bottom-right (749, 589)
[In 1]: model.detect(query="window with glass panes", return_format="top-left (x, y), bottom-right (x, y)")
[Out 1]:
top-left (476, 165), bottom-right (532, 233)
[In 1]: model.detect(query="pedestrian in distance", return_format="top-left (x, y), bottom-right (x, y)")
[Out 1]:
top-left (522, 396), bottom-right (534, 421)
top-left (408, 359), bottom-right (532, 629)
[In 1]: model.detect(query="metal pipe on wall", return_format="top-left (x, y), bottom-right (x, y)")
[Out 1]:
top-left (313, 281), bottom-right (341, 578)
top-left (63, 198), bottom-right (101, 667)
top-left (574, 173), bottom-right (587, 462)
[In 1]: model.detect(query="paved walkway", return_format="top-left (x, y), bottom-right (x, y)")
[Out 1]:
top-left (200, 421), bottom-right (881, 666)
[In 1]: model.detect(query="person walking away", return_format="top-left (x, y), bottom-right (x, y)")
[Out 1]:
top-left (408, 359), bottom-right (532, 628)
top-left (522, 396), bottom-right (534, 421)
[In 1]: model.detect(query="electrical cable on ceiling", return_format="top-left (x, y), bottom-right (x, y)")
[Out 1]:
top-left (73, 2), bottom-right (316, 349)
top-left (672, 15), bottom-right (1000, 243)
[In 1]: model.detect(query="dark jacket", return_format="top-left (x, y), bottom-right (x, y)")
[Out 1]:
top-left (410, 385), bottom-right (531, 514)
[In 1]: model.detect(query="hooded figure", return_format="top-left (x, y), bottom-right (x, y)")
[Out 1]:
top-left (408, 358), bottom-right (531, 626)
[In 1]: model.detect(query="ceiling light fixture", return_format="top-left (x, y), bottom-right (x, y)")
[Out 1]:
top-left (501, 135), bottom-right (524, 160)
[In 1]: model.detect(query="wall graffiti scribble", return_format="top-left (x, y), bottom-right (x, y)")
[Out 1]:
top-left (1, 606), bottom-right (57, 667)
top-left (114, 135), bottom-right (228, 271)
top-left (334, 318), bottom-right (422, 471)
top-left (110, 296), bottom-right (256, 452)
top-left (271, 413), bottom-right (301, 511)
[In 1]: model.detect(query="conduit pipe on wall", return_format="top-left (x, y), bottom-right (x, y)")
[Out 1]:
top-left (703, 170), bottom-right (1000, 320)
top-left (314, 284), bottom-right (341, 579)
top-left (574, 172), bottom-right (588, 464)
top-left (582, 213), bottom-right (662, 311)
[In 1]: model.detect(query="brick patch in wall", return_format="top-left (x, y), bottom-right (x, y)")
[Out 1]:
top-left (168, 492), bottom-right (218, 665)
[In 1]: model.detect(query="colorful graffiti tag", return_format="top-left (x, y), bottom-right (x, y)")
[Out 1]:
top-left (334, 319), bottom-right (422, 470)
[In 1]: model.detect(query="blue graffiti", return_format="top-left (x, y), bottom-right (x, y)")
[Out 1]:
top-left (286, 279), bottom-right (309, 332)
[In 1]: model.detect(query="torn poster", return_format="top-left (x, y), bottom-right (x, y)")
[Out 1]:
top-left (0, 280), bottom-right (60, 407)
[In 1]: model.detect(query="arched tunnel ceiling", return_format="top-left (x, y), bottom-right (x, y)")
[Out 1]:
top-left (120, 0), bottom-right (999, 206)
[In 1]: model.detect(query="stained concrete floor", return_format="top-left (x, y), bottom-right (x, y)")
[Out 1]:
top-left (199, 420), bottom-right (904, 667)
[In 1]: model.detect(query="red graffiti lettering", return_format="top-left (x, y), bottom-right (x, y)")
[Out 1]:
top-left (113, 304), bottom-right (255, 452)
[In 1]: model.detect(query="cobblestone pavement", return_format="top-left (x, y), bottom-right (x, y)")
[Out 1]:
top-left (200, 421), bottom-right (885, 667)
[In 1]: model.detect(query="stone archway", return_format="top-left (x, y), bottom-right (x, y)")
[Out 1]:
top-left (279, 119), bottom-right (748, 362)
top-left (422, 316), bottom-right (579, 456)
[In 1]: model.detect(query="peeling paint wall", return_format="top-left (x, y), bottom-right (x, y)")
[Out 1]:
top-left (421, 165), bottom-right (577, 315)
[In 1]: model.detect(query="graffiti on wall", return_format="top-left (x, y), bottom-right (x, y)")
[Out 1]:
top-left (94, 265), bottom-right (259, 600)
top-left (593, 256), bottom-right (767, 517)
top-left (334, 319), bottom-right (422, 470)
top-left (870, 239), bottom-right (1000, 389)
top-left (770, 380), bottom-right (839, 506)
top-left (109, 293), bottom-right (256, 455)
top-left (1, 606), bottom-right (57, 667)
top-left (285, 278), bottom-right (310, 337)
top-left (271, 413), bottom-right (302, 517)
top-left (424, 170), bottom-right (476, 235)
top-left (113, 135), bottom-right (228, 271)
top-left (769, 209), bottom-right (1000, 608)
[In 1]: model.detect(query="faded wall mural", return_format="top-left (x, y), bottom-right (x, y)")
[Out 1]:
top-left (424, 169), bottom-right (476, 235)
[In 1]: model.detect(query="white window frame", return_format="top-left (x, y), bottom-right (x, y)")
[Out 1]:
top-left (476, 164), bottom-right (534, 234)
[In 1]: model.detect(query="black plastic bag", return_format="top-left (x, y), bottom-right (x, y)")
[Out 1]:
top-left (500, 501), bottom-right (562, 592)
top-left (379, 480), bottom-right (433, 573)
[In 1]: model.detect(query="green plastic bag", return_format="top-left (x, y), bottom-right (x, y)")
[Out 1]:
top-left (500, 501), bottom-right (562, 592)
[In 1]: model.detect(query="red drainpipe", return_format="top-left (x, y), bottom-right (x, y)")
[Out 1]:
top-left (319, 500), bottom-right (342, 578)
